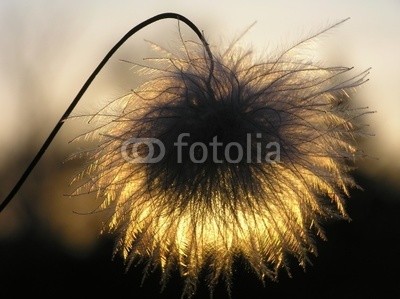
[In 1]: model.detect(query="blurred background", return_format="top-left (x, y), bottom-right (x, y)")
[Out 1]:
top-left (0, 0), bottom-right (399, 297)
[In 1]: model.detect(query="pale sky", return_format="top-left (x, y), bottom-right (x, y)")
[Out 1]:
top-left (0, 0), bottom-right (399, 179)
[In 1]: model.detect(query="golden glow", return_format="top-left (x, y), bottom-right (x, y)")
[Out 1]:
top-left (73, 32), bottom-right (366, 297)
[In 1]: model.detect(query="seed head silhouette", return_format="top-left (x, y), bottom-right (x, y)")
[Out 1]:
top-left (72, 18), bottom-right (370, 297)
top-left (0, 13), bottom-right (372, 299)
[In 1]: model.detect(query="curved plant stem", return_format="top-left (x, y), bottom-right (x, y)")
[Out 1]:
top-left (0, 12), bottom-right (213, 212)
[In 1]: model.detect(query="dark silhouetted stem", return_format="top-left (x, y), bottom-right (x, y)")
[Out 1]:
top-left (0, 12), bottom-right (213, 212)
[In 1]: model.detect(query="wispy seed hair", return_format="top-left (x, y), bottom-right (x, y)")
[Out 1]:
top-left (72, 19), bottom-right (371, 298)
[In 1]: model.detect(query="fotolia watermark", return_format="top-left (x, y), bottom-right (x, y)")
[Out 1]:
top-left (121, 133), bottom-right (280, 164)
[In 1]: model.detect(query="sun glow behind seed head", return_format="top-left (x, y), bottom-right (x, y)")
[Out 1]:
top-left (72, 19), bottom-right (371, 297)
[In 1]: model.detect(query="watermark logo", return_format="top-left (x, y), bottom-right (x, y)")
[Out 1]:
top-left (121, 138), bottom-right (165, 163)
top-left (122, 134), bottom-right (280, 164)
